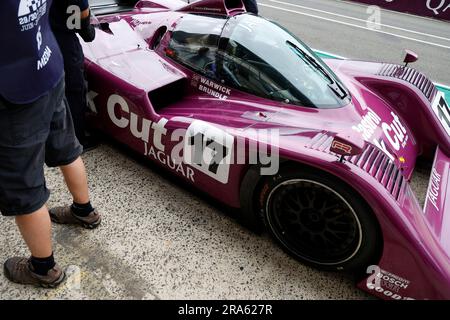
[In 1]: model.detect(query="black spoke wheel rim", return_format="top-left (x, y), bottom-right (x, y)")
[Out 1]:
top-left (266, 179), bottom-right (362, 265)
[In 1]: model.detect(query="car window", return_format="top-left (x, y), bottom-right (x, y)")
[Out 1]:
top-left (215, 43), bottom-right (308, 105)
top-left (217, 14), bottom-right (351, 108)
top-left (167, 14), bottom-right (226, 77)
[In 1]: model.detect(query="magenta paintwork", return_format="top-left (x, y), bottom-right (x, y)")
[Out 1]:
top-left (83, 0), bottom-right (450, 299)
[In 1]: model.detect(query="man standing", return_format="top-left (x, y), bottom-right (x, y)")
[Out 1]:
top-left (50, 0), bottom-right (97, 150)
top-left (0, 0), bottom-right (101, 287)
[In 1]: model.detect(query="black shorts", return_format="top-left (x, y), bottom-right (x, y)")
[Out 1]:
top-left (0, 79), bottom-right (83, 216)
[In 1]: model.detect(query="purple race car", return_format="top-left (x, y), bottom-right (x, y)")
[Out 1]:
top-left (82, 0), bottom-right (450, 299)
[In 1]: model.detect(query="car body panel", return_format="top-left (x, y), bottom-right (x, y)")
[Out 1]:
top-left (84, 0), bottom-right (450, 299)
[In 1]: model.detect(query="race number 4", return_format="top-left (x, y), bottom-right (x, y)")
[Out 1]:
top-left (184, 121), bottom-right (234, 184)
top-left (432, 91), bottom-right (450, 136)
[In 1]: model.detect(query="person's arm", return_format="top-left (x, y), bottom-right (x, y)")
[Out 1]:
top-left (81, 8), bottom-right (90, 19)
top-left (75, 0), bottom-right (95, 42)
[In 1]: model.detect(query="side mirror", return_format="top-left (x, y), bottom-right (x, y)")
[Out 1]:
top-left (403, 50), bottom-right (418, 67)
top-left (330, 132), bottom-right (365, 163)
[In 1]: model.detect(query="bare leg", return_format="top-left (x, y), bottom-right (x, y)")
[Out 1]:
top-left (60, 157), bottom-right (90, 204)
top-left (15, 205), bottom-right (53, 258)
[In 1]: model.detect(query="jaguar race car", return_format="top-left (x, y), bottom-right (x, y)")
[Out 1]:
top-left (82, 0), bottom-right (450, 299)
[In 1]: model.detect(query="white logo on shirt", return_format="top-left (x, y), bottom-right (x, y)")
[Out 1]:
top-left (36, 26), bottom-right (42, 50)
top-left (18, 0), bottom-right (47, 16)
top-left (16, 0), bottom-right (53, 70)
top-left (17, 0), bottom-right (47, 32)
top-left (37, 46), bottom-right (52, 70)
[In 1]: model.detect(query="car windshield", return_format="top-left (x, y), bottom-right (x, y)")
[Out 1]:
top-left (167, 14), bottom-right (350, 109)
top-left (217, 14), bottom-right (350, 108)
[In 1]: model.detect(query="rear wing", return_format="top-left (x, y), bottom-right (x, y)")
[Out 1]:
top-left (90, 0), bottom-right (140, 15)
top-left (90, 0), bottom-right (246, 16)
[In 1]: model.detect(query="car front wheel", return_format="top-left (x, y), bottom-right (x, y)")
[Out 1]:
top-left (259, 165), bottom-right (382, 272)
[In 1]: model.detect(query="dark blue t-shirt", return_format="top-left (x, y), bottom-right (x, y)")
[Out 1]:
top-left (0, 0), bottom-right (64, 104)
top-left (50, 0), bottom-right (90, 33)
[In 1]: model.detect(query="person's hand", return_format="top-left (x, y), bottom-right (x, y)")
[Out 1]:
top-left (77, 9), bottom-right (96, 42)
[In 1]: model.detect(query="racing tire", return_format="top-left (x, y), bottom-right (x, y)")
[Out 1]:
top-left (258, 164), bottom-right (382, 272)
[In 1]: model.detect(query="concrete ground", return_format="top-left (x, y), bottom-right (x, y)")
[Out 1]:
top-left (0, 0), bottom-right (446, 299)
top-left (1, 144), bottom-right (369, 299)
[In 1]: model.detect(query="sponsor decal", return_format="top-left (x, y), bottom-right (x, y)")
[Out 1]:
top-left (107, 94), bottom-right (168, 148)
top-left (192, 76), bottom-right (231, 100)
top-left (184, 120), bottom-right (234, 184)
top-left (100, 92), bottom-right (279, 181)
top-left (366, 265), bottom-right (414, 300)
top-left (352, 108), bottom-right (408, 161)
top-left (431, 91), bottom-right (450, 136)
top-left (425, 167), bottom-right (442, 212)
top-left (191, 7), bottom-right (223, 13)
top-left (380, 112), bottom-right (408, 151)
top-left (331, 140), bottom-right (353, 155)
top-left (87, 91), bottom-right (99, 114)
top-left (130, 17), bottom-right (153, 28)
top-left (144, 142), bottom-right (195, 183)
top-left (352, 108), bottom-right (381, 141)
top-left (426, 0), bottom-right (450, 16)
top-left (106, 94), bottom-right (195, 183)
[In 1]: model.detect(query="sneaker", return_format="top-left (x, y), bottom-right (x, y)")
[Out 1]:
top-left (3, 257), bottom-right (65, 288)
top-left (49, 205), bottom-right (101, 229)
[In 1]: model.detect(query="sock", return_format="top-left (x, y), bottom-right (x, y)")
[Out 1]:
top-left (30, 253), bottom-right (56, 276)
top-left (71, 201), bottom-right (94, 217)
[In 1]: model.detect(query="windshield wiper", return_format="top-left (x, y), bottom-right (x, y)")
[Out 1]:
top-left (286, 41), bottom-right (348, 100)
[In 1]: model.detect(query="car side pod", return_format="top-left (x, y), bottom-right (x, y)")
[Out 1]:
top-left (403, 49), bottom-right (419, 67)
top-left (423, 147), bottom-right (450, 236)
top-left (401, 146), bottom-right (450, 299)
top-left (330, 132), bottom-right (365, 163)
